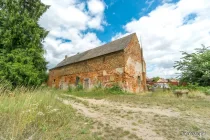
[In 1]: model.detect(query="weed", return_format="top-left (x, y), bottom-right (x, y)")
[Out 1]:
top-left (75, 83), bottom-right (84, 91)
top-left (0, 86), bottom-right (97, 139)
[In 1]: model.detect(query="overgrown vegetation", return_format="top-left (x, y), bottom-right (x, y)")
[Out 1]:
top-left (1, 83), bottom-right (210, 139)
top-left (0, 86), bottom-right (99, 140)
top-left (67, 84), bottom-right (126, 98)
top-left (174, 45), bottom-right (210, 86)
top-left (0, 0), bottom-right (209, 139)
top-left (170, 83), bottom-right (210, 95)
top-left (0, 0), bottom-right (49, 87)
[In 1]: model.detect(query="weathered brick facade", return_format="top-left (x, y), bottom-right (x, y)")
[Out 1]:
top-left (48, 33), bottom-right (147, 93)
top-left (124, 35), bottom-right (147, 92)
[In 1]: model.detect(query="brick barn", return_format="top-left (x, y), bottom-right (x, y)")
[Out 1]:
top-left (48, 33), bottom-right (147, 93)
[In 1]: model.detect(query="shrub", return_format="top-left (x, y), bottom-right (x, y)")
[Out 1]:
top-left (75, 83), bottom-right (83, 91)
top-left (185, 83), bottom-right (199, 91)
top-left (109, 84), bottom-right (122, 92)
top-left (105, 84), bottom-right (124, 95)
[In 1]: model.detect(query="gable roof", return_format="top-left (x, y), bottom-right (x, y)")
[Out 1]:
top-left (157, 78), bottom-right (168, 83)
top-left (52, 33), bottom-right (135, 69)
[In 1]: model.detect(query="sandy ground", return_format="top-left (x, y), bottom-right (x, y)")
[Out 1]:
top-left (57, 95), bottom-right (210, 140)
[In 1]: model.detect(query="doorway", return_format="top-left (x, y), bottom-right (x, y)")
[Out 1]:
top-left (84, 78), bottom-right (90, 89)
top-left (75, 76), bottom-right (80, 86)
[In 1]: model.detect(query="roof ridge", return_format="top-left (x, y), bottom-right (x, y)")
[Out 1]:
top-left (52, 33), bottom-right (136, 69)
top-left (65, 33), bottom-right (135, 60)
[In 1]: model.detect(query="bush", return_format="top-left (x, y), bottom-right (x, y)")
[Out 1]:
top-left (105, 84), bottom-right (124, 95)
top-left (75, 83), bottom-right (83, 91)
top-left (109, 84), bottom-right (122, 91)
top-left (185, 83), bottom-right (199, 91)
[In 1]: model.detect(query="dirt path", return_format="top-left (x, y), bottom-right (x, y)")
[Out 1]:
top-left (57, 95), bottom-right (185, 140)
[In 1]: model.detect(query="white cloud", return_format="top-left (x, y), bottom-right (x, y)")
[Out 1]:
top-left (39, 0), bottom-right (106, 68)
top-left (88, 15), bottom-right (104, 30)
top-left (147, 67), bottom-right (179, 78)
top-left (113, 0), bottom-right (210, 78)
top-left (87, 0), bottom-right (105, 15)
top-left (43, 32), bottom-right (102, 68)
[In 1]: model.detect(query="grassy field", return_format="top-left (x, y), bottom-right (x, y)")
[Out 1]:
top-left (0, 86), bottom-right (210, 140)
top-left (0, 87), bottom-right (98, 140)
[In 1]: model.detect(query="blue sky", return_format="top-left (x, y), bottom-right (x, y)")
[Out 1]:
top-left (39, 0), bottom-right (210, 78)
top-left (97, 0), bottom-right (152, 42)
top-left (94, 0), bottom-right (178, 42)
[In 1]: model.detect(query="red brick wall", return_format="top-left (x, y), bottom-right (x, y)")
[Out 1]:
top-left (48, 51), bottom-right (125, 89)
top-left (124, 34), bottom-right (147, 92)
top-left (48, 34), bottom-right (147, 93)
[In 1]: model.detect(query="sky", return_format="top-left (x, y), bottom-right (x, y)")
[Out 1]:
top-left (39, 0), bottom-right (210, 78)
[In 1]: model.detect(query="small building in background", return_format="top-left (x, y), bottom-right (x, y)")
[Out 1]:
top-left (146, 77), bottom-right (154, 85)
top-left (169, 79), bottom-right (179, 86)
top-left (157, 78), bottom-right (168, 83)
top-left (48, 33), bottom-right (147, 93)
top-left (156, 78), bottom-right (169, 88)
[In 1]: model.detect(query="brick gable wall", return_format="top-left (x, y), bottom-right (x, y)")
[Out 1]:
top-left (124, 34), bottom-right (147, 92)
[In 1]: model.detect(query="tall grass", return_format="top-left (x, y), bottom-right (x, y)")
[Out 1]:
top-left (0, 86), bottom-right (98, 140)
top-left (170, 83), bottom-right (210, 95)
top-left (1, 82), bottom-right (209, 139)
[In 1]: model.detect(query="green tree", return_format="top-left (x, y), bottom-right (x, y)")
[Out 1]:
top-left (152, 77), bottom-right (160, 82)
top-left (0, 0), bottom-right (49, 87)
top-left (174, 45), bottom-right (210, 86)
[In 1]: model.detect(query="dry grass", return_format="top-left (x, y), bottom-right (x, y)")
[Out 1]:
top-left (64, 89), bottom-right (210, 140)
top-left (0, 87), bottom-right (99, 140)
top-left (1, 86), bottom-right (210, 140)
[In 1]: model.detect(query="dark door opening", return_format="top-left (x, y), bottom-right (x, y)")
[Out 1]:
top-left (75, 76), bottom-right (80, 86)
top-left (138, 76), bottom-right (141, 85)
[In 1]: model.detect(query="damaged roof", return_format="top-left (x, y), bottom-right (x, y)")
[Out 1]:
top-left (52, 33), bottom-right (135, 69)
